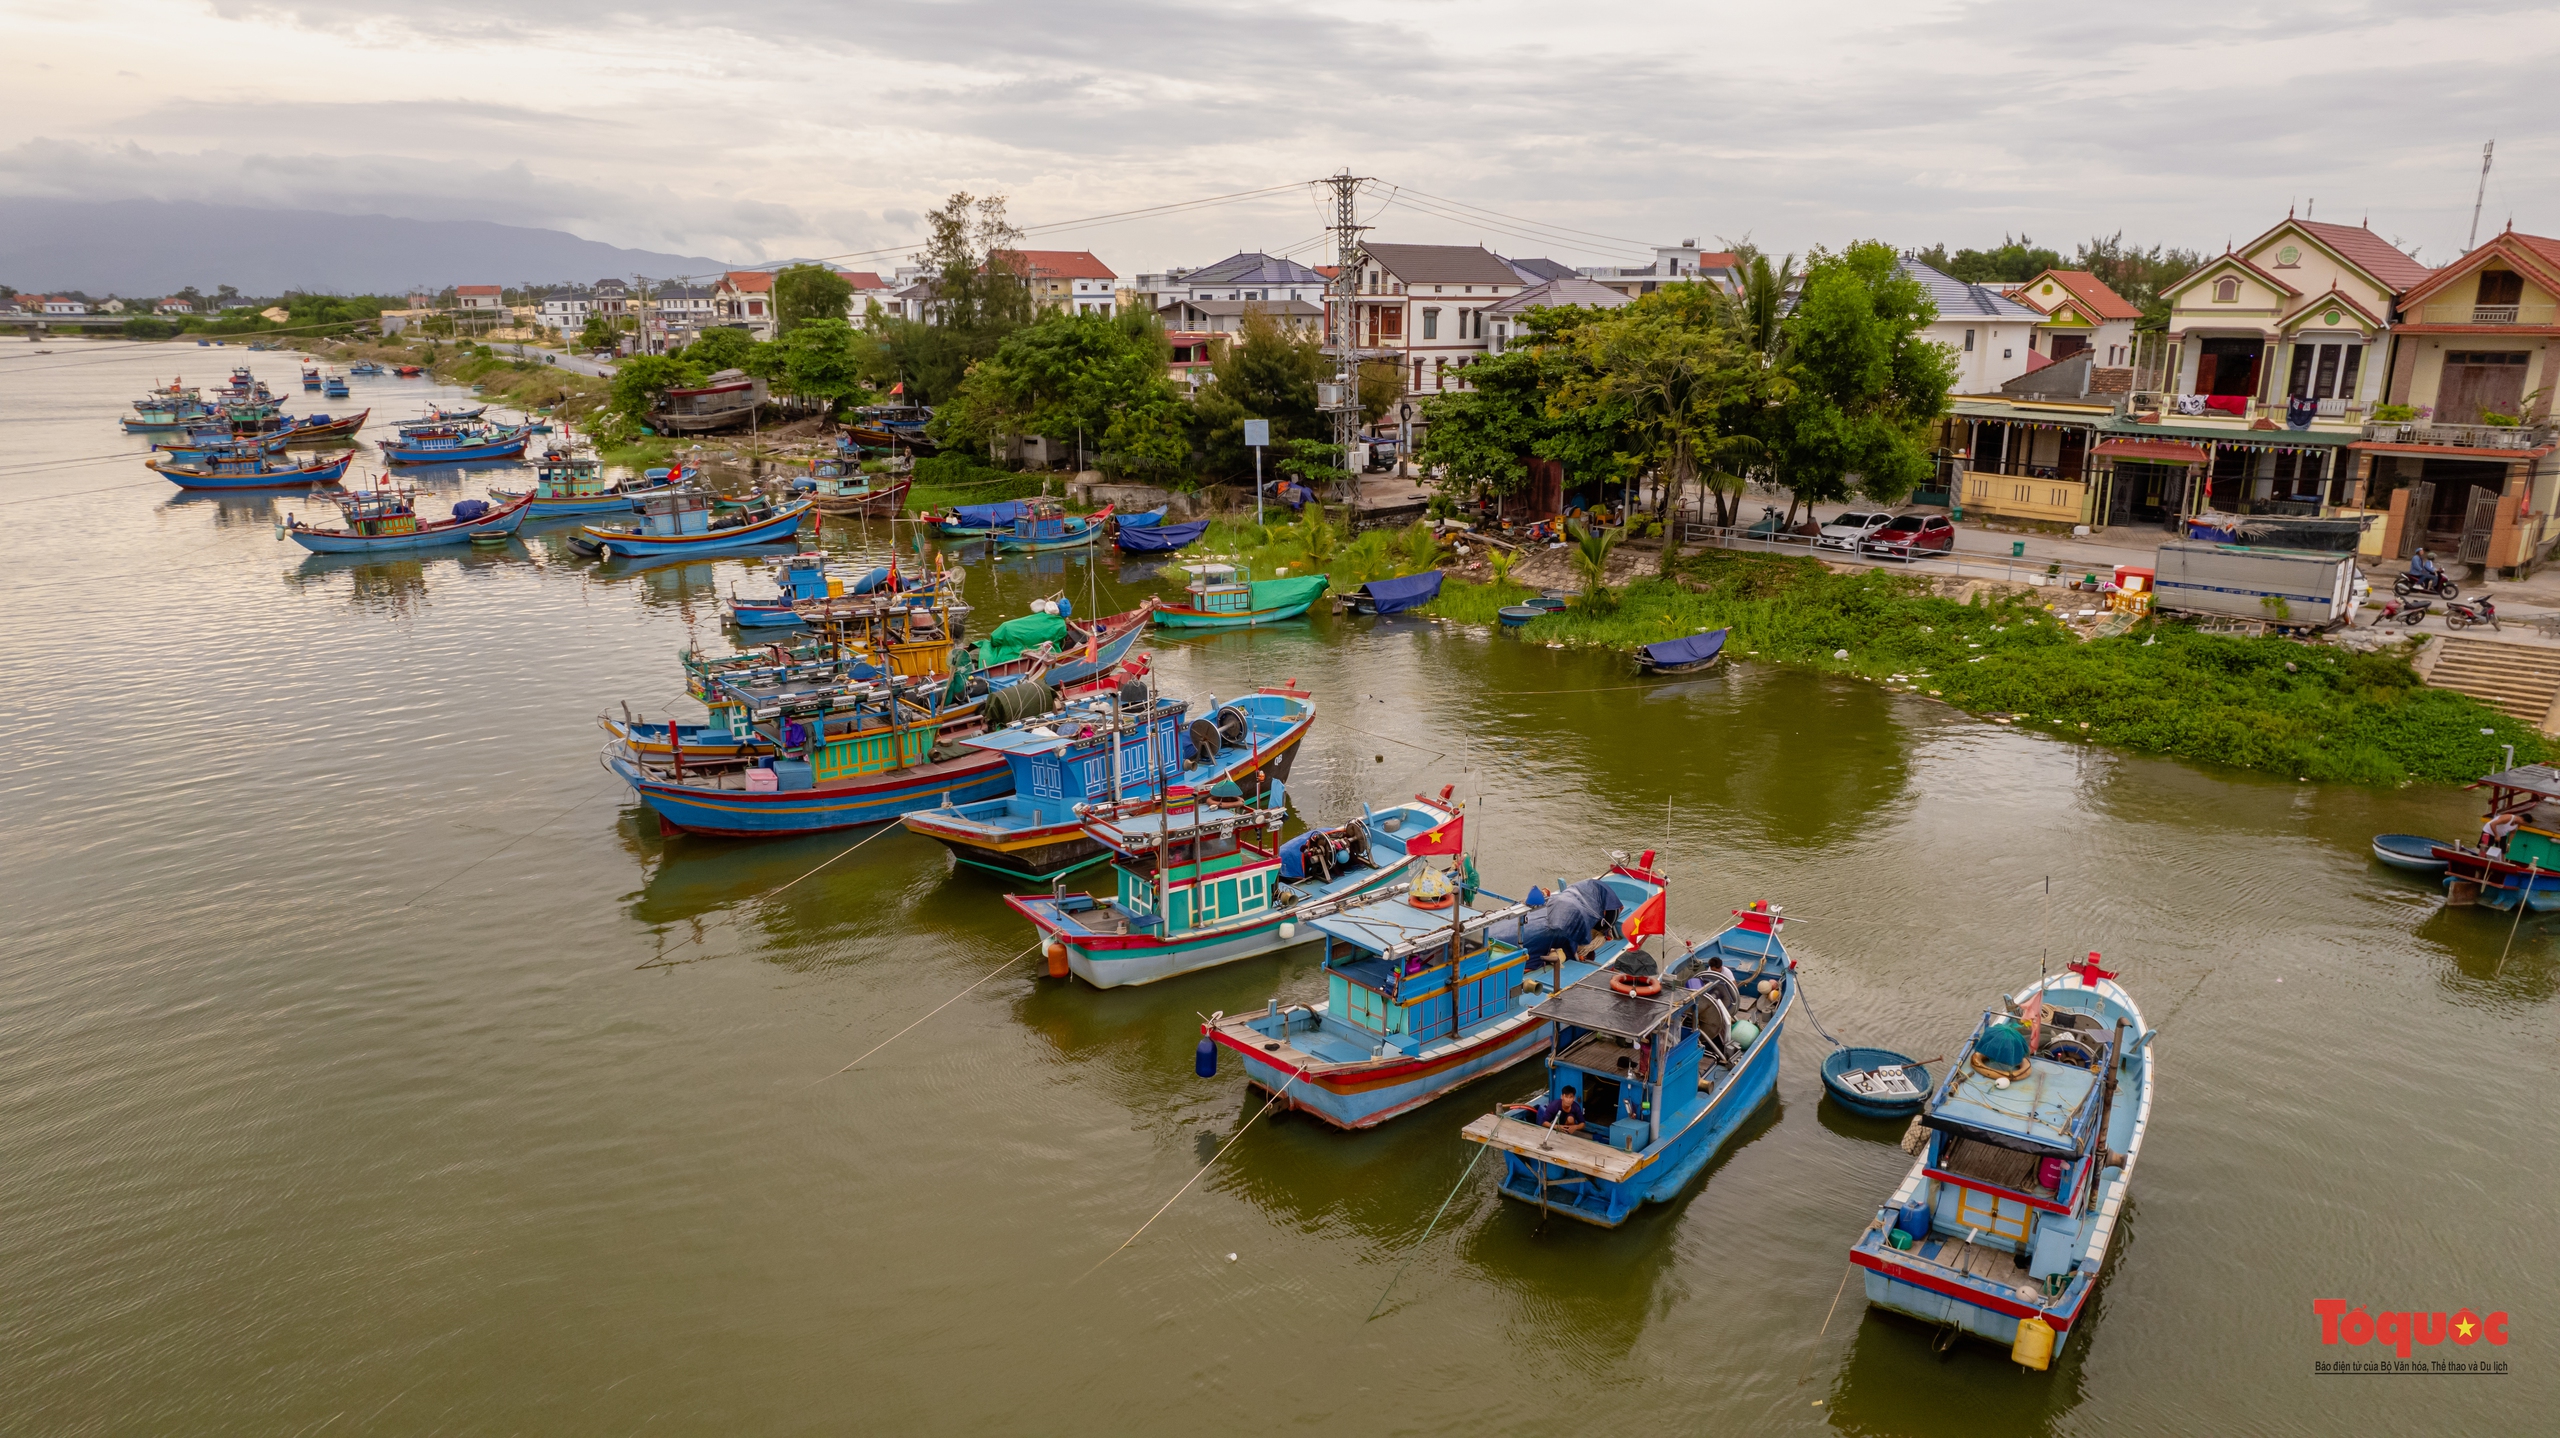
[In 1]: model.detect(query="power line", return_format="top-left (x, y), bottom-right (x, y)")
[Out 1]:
top-left (1373, 181), bottom-right (1667, 251)
top-left (1358, 183), bottom-right (1653, 263)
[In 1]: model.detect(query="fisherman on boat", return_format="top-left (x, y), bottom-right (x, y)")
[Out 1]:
top-left (2483, 807), bottom-right (2525, 858)
top-left (1502, 1085), bottom-right (1590, 1136)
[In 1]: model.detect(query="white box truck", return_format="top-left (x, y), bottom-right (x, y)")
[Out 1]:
top-left (2152, 541), bottom-right (2358, 627)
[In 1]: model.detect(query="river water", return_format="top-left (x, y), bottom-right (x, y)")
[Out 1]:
top-left (1, 343), bottom-right (2548, 1435)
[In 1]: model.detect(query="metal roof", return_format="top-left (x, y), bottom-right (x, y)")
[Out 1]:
top-left (1180, 251), bottom-right (1328, 286)
top-left (1523, 973), bottom-right (1684, 1040)
top-left (1900, 259), bottom-right (2042, 320)
top-left (1482, 277), bottom-right (1634, 316)
top-left (1361, 242), bottom-right (1521, 287)
top-left (1500, 255), bottom-right (1581, 283)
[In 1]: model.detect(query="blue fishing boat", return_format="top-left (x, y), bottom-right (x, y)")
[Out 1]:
top-left (727, 553), bottom-right (840, 627)
top-left (2432, 763), bottom-right (2560, 911)
top-left (2371, 833), bottom-right (2452, 873)
top-left (1460, 891), bottom-right (1793, 1227)
top-left (151, 449), bottom-right (355, 490)
top-left (276, 484), bottom-right (532, 552)
top-left (1820, 1047), bottom-right (1934, 1118)
top-left (603, 671), bottom-right (1013, 838)
top-left (155, 429), bottom-right (291, 465)
top-left (907, 680), bottom-right (1315, 880)
top-left (1117, 517), bottom-right (1210, 554)
top-left (491, 446), bottom-right (674, 518)
top-left (347, 361), bottom-right (384, 377)
top-left (379, 424), bottom-right (533, 466)
top-left (1153, 564), bottom-right (1330, 629)
top-left (795, 459), bottom-right (910, 517)
top-left (1005, 786), bottom-right (1455, 989)
top-left (574, 491), bottom-right (812, 560)
top-left (1206, 848), bottom-right (1636, 1130)
top-left (997, 498), bottom-right (1112, 553)
top-left (1848, 954), bottom-right (2153, 1371)
top-left (322, 370), bottom-right (350, 398)
top-left (400, 404), bottom-right (486, 431)
top-left (1343, 569), bottom-right (1444, 615)
top-left (1637, 627), bottom-right (1729, 674)
top-left (927, 499), bottom-right (1029, 538)
top-left (301, 365), bottom-right (322, 391)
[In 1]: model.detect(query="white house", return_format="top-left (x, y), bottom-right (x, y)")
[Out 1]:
top-left (155, 297), bottom-right (194, 315)
top-left (1169, 252), bottom-right (1330, 306)
top-left (1350, 242), bottom-right (1526, 396)
top-left (1901, 258), bottom-right (2043, 393)
top-left (996, 250), bottom-right (1118, 316)
top-left (1577, 242), bottom-right (1744, 298)
top-left (42, 296), bottom-right (88, 316)
top-left (536, 286), bottom-right (596, 334)
top-left (2009, 269), bottom-right (2143, 370)
top-left (592, 277), bottom-right (631, 318)
top-left (714, 270), bottom-right (775, 338)
top-left (454, 284), bottom-right (504, 311)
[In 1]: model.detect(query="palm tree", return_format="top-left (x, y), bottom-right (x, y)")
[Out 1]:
top-left (1566, 517), bottom-right (1619, 610)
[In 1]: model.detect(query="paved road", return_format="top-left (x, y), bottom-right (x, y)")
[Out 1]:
top-left (502, 343), bottom-right (617, 378)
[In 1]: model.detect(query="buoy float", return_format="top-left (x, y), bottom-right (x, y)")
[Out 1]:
top-left (1195, 1033), bottom-right (1218, 1078)
top-left (2011, 1314), bottom-right (2055, 1370)
top-left (1043, 939), bottom-right (1069, 978)
top-left (1608, 972), bottom-right (1663, 998)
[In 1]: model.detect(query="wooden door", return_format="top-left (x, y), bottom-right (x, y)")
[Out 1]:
top-left (2442, 353), bottom-right (2529, 423)
top-left (2458, 485), bottom-right (2504, 565)
top-left (2398, 481), bottom-right (2434, 557)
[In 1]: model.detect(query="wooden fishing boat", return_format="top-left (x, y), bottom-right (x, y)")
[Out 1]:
top-left (151, 448), bottom-right (355, 490)
top-left (1116, 517), bottom-right (1209, 554)
top-left (1637, 627), bottom-right (1729, 675)
top-left (908, 681), bottom-right (1314, 880)
top-left (2432, 763), bottom-right (2560, 911)
top-left (1206, 839), bottom-right (1633, 1130)
top-left (1153, 564), bottom-right (1329, 629)
top-left (301, 365), bottom-right (322, 390)
top-left (575, 491), bottom-right (811, 560)
top-left (1820, 1046), bottom-right (1933, 1118)
top-left (155, 429), bottom-right (291, 464)
top-left (1341, 569), bottom-right (1443, 615)
top-left (392, 364), bottom-right (424, 377)
top-left (727, 553), bottom-right (838, 628)
top-left (924, 500), bottom-right (1029, 537)
top-left (796, 459), bottom-right (911, 516)
top-left (347, 361), bottom-right (385, 376)
top-left (322, 371), bottom-right (351, 399)
top-left (489, 446), bottom-right (673, 517)
top-left (379, 424), bottom-right (533, 466)
top-left (1005, 788), bottom-right (1454, 989)
top-left (1848, 953), bottom-right (2152, 1370)
top-left (603, 671), bottom-right (1013, 837)
top-left (1461, 888), bottom-right (1792, 1227)
top-left (279, 410), bottom-right (370, 445)
top-left (997, 498), bottom-right (1112, 553)
top-left (277, 483), bottom-right (532, 552)
top-left (2371, 833), bottom-right (2453, 873)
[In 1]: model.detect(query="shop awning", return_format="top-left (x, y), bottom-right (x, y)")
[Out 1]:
top-left (2091, 439), bottom-right (2211, 465)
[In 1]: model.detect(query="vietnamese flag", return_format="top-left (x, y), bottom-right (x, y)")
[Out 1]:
top-left (1406, 813), bottom-right (1464, 855)
top-left (1625, 889), bottom-right (1667, 940)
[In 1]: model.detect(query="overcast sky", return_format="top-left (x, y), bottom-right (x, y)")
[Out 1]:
top-left (5, 0), bottom-right (2554, 276)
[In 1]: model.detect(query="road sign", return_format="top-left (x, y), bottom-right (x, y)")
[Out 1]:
top-left (1242, 419), bottom-right (1270, 448)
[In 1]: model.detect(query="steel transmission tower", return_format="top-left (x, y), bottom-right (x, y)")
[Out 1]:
top-left (1321, 169), bottom-right (1373, 499)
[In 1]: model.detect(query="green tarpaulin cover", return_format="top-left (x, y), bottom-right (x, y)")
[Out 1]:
top-left (1247, 574), bottom-right (1331, 611)
top-left (974, 611), bottom-right (1070, 666)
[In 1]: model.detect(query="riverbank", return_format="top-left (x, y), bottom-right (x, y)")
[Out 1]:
top-left (1416, 550), bottom-right (2539, 787)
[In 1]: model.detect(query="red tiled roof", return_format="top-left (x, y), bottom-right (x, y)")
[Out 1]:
top-left (2294, 219), bottom-right (2433, 294)
top-left (722, 270), bottom-right (774, 293)
top-left (2400, 230), bottom-right (2560, 308)
top-left (993, 249), bottom-right (1117, 281)
top-left (454, 284), bottom-right (502, 295)
top-left (837, 271), bottom-right (887, 290)
top-left (2017, 269), bottom-right (2141, 322)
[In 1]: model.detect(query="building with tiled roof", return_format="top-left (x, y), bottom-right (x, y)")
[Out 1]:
top-left (1575, 243), bottom-right (1741, 297)
top-left (2009, 269), bottom-right (2142, 370)
top-left (1350, 243), bottom-right (1527, 395)
top-left (992, 249), bottom-right (1119, 315)
top-left (1900, 258), bottom-right (2043, 393)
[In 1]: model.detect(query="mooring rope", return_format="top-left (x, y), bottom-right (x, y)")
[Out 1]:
top-left (1366, 1139), bottom-right (1492, 1321)
top-left (1076, 1070), bottom-right (1301, 1285)
top-left (804, 939), bottom-right (1042, 1086)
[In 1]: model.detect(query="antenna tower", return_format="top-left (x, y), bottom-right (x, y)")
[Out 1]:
top-left (1321, 169), bottom-right (1373, 500)
top-left (2469, 141), bottom-right (2496, 251)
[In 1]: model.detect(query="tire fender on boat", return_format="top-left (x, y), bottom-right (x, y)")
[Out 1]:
top-left (1609, 972), bottom-right (1663, 998)
top-left (1044, 939), bottom-right (1069, 978)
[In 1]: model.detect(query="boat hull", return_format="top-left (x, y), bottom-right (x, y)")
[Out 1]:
top-left (2370, 833), bottom-right (2451, 873)
top-left (1014, 858), bottom-right (1418, 989)
top-left (283, 493), bottom-right (532, 552)
top-left (605, 748), bottom-right (1012, 837)
top-left (157, 452), bottom-right (355, 489)
top-left (1819, 1046), bottom-right (1932, 1118)
top-left (1228, 1011), bottom-right (1553, 1130)
top-left (579, 502), bottom-right (812, 558)
top-left (1151, 601), bottom-right (1316, 629)
top-left (381, 434), bottom-right (531, 465)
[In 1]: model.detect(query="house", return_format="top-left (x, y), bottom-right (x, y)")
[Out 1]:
top-left (100, 299), bottom-right (127, 314)
top-left (156, 297), bottom-right (194, 315)
top-left (1166, 331), bottom-right (1225, 393)
top-left (592, 277), bottom-right (631, 318)
top-left (1577, 243), bottom-right (1743, 298)
top-left (714, 270), bottom-right (775, 338)
top-left (1501, 256), bottom-right (1582, 285)
top-left (1479, 276), bottom-right (1632, 354)
top-left (839, 271), bottom-right (896, 327)
top-left (1155, 297), bottom-right (1324, 336)
top-left (1901, 258), bottom-right (2043, 393)
top-left (2008, 270), bottom-right (2142, 371)
top-left (884, 276), bottom-right (939, 325)
top-left (454, 284), bottom-right (504, 311)
top-left (994, 250), bottom-right (1117, 315)
top-left (42, 297), bottom-right (88, 316)
top-left (1165, 253), bottom-right (1330, 307)
top-left (1349, 242), bottom-right (1528, 397)
top-left (537, 285), bottom-right (596, 334)
top-left (2360, 226), bottom-right (2560, 575)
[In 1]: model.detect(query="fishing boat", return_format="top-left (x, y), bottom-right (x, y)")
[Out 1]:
top-left (727, 553), bottom-right (841, 628)
top-left (279, 410), bottom-right (371, 445)
top-left (347, 361), bottom-right (384, 376)
top-left (1820, 1047), bottom-right (1934, 1118)
top-left (301, 365), bottom-right (322, 390)
top-left (1459, 888), bottom-right (1792, 1227)
top-left (925, 500), bottom-right (1029, 537)
top-left (379, 424), bottom-right (533, 466)
top-left (392, 364), bottom-right (424, 378)
top-left (1116, 517), bottom-right (1210, 554)
top-left (1341, 569), bottom-right (1444, 615)
top-left (796, 459), bottom-right (911, 517)
top-left (322, 371), bottom-right (350, 398)
top-left (276, 483), bottom-right (532, 552)
top-left (1637, 627), bottom-right (1729, 675)
top-left (404, 403), bottom-right (486, 428)
top-left (2370, 833), bottom-right (2452, 873)
top-left (155, 429), bottom-right (291, 464)
top-left (907, 681), bottom-right (1315, 880)
top-left (151, 449), bottom-right (356, 490)
top-left (1153, 564), bottom-right (1330, 629)
top-left (602, 670), bottom-right (1015, 837)
top-left (843, 403), bottom-right (934, 448)
top-left (489, 444), bottom-right (672, 517)
top-left (2431, 763), bottom-right (2560, 910)
top-left (574, 490), bottom-right (811, 560)
top-left (1203, 844), bottom-right (1635, 1130)
top-left (1005, 786), bottom-right (1456, 989)
top-left (1848, 953), bottom-right (2152, 1371)
top-left (997, 498), bottom-right (1112, 553)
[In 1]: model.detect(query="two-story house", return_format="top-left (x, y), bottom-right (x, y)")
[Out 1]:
top-left (2009, 269), bottom-right (2142, 370)
top-left (714, 270), bottom-right (775, 338)
top-left (454, 285), bottom-right (504, 311)
top-left (2362, 227), bottom-right (2560, 575)
top-left (1577, 243), bottom-right (1743, 298)
top-left (592, 277), bottom-right (631, 319)
top-left (1349, 242), bottom-right (1526, 397)
top-left (994, 250), bottom-right (1118, 316)
top-left (537, 285), bottom-right (595, 335)
top-left (155, 297), bottom-right (194, 315)
top-left (1902, 258), bottom-right (2043, 393)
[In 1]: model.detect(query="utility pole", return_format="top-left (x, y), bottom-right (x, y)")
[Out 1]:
top-left (1321, 168), bottom-right (1373, 506)
top-left (2469, 141), bottom-right (2496, 251)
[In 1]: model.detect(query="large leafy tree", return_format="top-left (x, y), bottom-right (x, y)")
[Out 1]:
top-left (1764, 240), bottom-right (1958, 518)
top-left (772, 264), bottom-right (853, 335)
top-left (1413, 304), bottom-right (1630, 504)
top-left (683, 326), bottom-right (761, 374)
top-left (928, 310), bottom-right (1187, 478)
top-left (766, 317), bottom-right (872, 418)
top-left (1566, 295), bottom-right (1756, 574)
top-left (1189, 308), bottom-right (1324, 478)
top-left (608, 353), bottom-right (705, 425)
top-left (866, 191), bottom-right (1036, 405)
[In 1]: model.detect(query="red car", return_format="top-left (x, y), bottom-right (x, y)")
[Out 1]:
top-left (1863, 513), bottom-right (1954, 560)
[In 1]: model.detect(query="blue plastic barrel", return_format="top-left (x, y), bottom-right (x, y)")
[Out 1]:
top-left (1195, 1035), bottom-right (1218, 1078)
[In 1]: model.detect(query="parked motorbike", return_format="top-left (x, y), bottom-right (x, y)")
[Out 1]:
top-left (2444, 593), bottom-right (2501, 631)
top-left (2378, 597), bottom-right (2434, 627)
top-left (2392, 563), bottom-right (2461, 600)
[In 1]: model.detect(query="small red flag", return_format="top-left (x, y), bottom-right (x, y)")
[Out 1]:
top-left (889, 381), bottom-right (905, 397)
top-left (1625, 889), bottom-right (1666, 940)
top-left (1406, 813), bottom-right (1464, 855)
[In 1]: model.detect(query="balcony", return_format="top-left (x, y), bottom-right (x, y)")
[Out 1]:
top-left (2415, 301), bottom-right (2560, 326)
top-left (2360, 420), bottom-right (2557, 450)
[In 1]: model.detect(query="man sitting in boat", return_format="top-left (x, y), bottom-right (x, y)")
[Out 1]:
top-left (1503, 1085), bottom-right (1589, 1136)
top-left (2483, 808), bottom-right (2525, 858)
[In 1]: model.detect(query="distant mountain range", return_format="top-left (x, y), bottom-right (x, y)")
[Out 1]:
top-left (0, 199), bottom-right (734, 297)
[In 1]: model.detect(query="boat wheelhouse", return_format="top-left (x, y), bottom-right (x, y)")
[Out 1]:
top-left (276, 483), bottom-right (531, 552)
top-left (1153, 564), bottom-right (1330, 629)
top-left (798, 458), bottom-right (912, 517)
top-left (322, 370), bottom-right (350, 398)
top-left (2432, 763), bottom-right (2560, 912)
top-left (995, 498), bottom-right (1111, 553)
top-left (1848, 954), bottom-right (2152, 1369)
top-left (1461, 889), bottom-right (1792, 1228)
top-left (494, 442), bottom-right (663, 517)
top-left (728, 553), bottom-right (838, 628)
top-left (301, 365), bottom-right (322, 390)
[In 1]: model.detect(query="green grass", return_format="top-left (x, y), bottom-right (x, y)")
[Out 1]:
top-left (1421, 549), bottom-right (2542, 787)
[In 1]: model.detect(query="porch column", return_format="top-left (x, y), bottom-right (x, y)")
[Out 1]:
top-left (2490, 461), bottom-right (2528, 577)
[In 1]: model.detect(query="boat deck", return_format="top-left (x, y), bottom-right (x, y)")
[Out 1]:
top-left (1460, 1113), bottom-right (1647, 1182)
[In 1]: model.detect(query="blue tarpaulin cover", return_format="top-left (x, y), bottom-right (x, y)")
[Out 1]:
top-left (450, 499), bottom-right (491, 521)
top-left (954, 500), bottom-right (1029, 528)
top-left (1117, 518), bottom-right (1209, 553)
top-left (1118, 506), bottom-right (1169, 530)
top-left (1639, 627), bottom-right (1728, 669)
top-left (1495, 878), bottom-right (1623, 959)
top-left (1359, 569), bottom-right (1444, 615)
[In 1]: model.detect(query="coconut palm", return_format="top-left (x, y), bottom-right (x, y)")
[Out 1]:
top-left (1566, 517), bottom-right (1620, 610)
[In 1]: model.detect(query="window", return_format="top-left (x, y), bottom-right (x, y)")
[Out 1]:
top-left (1964, 329), bottom-right (1975, 352)
top-left (1422, 307), bottom-right (1440, 340)
top-left (1434, 356), bottom-right (1446, 388)
top-left (1412, 357), bottom-right (1423, 389)
top-left (2478, 270), bottom-right (2524, 306)
top-left (2213, 277), bottom-right (2240, 303)
top-left (2287, 342), bottom-right (2363, 400)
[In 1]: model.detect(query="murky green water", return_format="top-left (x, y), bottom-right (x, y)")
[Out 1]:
top-left (1, 344), bottom-right (2549, 1435)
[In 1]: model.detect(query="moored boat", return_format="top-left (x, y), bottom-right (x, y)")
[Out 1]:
top-left (279, 409), bottom-right (371, 445)
top-left (301, 365), bottom-right (322, 390)
top-left (1820, 1047), bottom-right (1934, 1118)
top-left (1116, 517), bottom-right (1209, 554)
top-left (2432, 763), bottom-right (2560, 910)
top-left (2371, 833), bottom-right (2452, 873)
top-left (322, 370), bottom-right (350, 398)
top-left (1153, 563), bottom-right (1329, 629)
top-left (155, 429), bottom-right (292, 464)
top-left (379, 424), bottom-right (533, 466)
top-left (1847, 953), bottom-right (2152, 1370)
top-left (1460, 885), bottom-right (1791, 1227)
top-left (996, 498), bottom-right (1111, 553)
top-left (151, 448), bottom-right (355, 489)
top-left (1341, 569), bottom-right (1444, 615)
top-left (276, 483), bottom-right (532, 552)
top-left (924, 500), bottom-right (1029, 538)
top-left (796, 459), bottom-right (911, 517)
top-left (1637, 627), bottom-right (1729, 675)
top-left (347, 361), bottom-right (385, 376)
top-left (574, 490), bottom-right (812, 560)
top-left (727, 552), bottom-right (840, 628)
top-left (490, 445), bottom-right (675, 517)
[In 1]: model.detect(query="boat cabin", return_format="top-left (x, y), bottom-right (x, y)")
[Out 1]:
top-left (534, 447), bottom-right (606, 496)
top-left (1083, 798), bottom-right (1284, 936)
top-left (695, 671), bottom-right (955, 792)
top-left (1912, 1001), bottom-right (2121, 1278)
top-left (1012, 498), bottom-right (1082, 545)
top-left (798, 590), bottom-right (965, 679)
top-left (1313, 890), bottom-right (1531, 1054)
top-left (332, 486), bottom-right (422, 538)
top-left (965, 697), bottom-right (1187, 818)
top-left (635, 490), bottom-right (714, 538)
top-left (1180, 564), bottom-right (1255, 617)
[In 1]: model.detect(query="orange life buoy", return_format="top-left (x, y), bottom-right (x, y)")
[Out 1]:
top-left (1609, 972), bottom-right (1663, 998)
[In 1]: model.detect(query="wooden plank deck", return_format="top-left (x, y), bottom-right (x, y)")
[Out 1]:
top-left (1460, 1113), bottom-right (1645, 1181)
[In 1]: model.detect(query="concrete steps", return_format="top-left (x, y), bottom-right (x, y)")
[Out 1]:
top-left (2423, 636), bottom-right (2560, 729)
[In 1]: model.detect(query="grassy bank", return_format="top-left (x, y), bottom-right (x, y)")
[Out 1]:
top-left (431, 350), bottom-right (610, 421)
top-left (1421, 550), bottom-right (2541, 787)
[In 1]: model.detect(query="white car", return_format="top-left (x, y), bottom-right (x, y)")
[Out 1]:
top-left (1816, 511), bottom-right (1892, 551)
